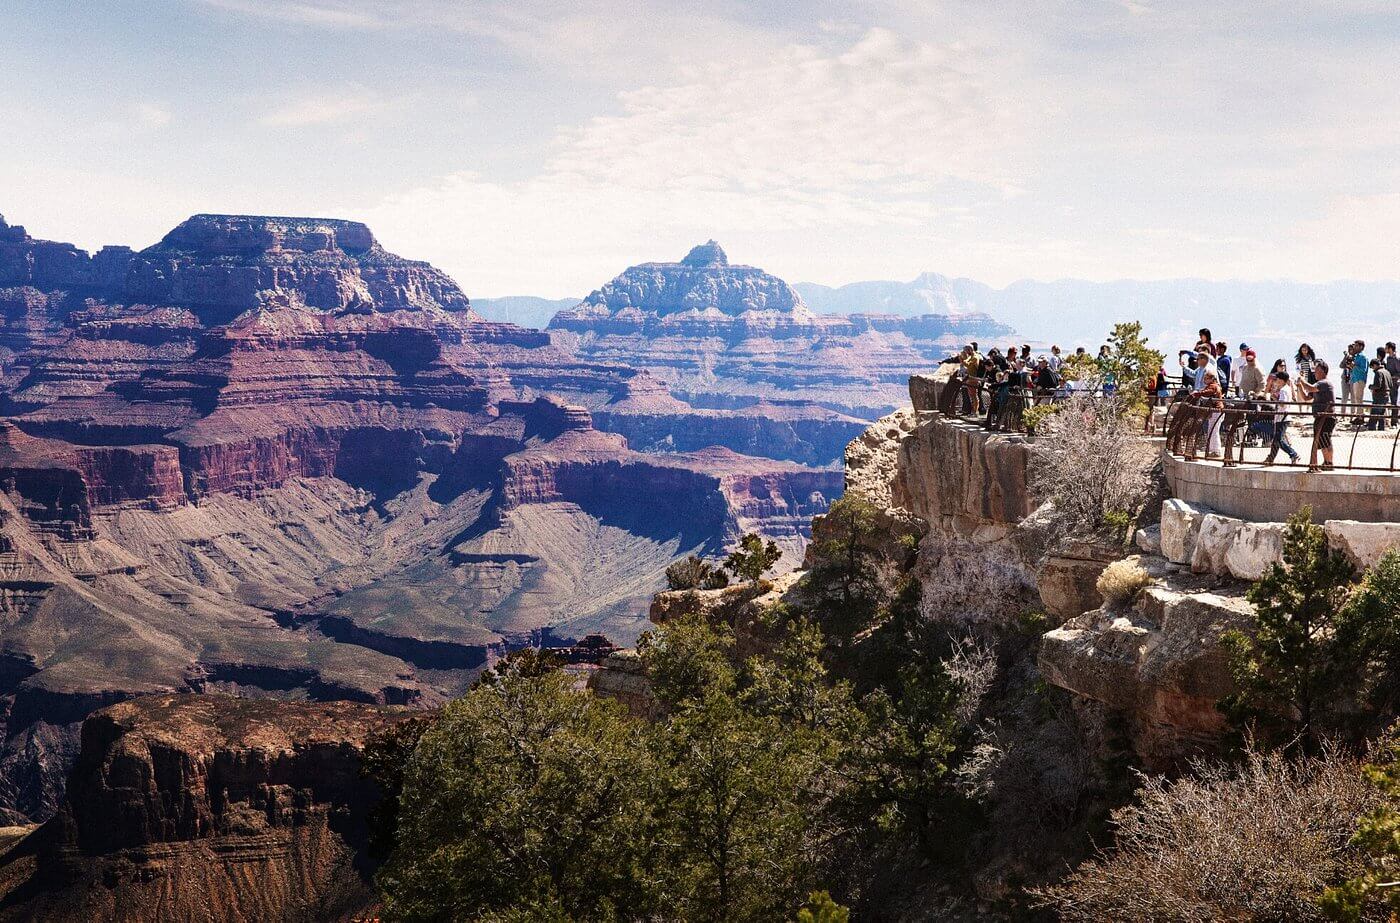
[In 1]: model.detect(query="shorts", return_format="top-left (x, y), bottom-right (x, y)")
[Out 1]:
top-left (1316, 416), bottom-right (1336, 450)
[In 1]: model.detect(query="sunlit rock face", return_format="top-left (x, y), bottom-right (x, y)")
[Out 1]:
top-left (0, 695), bottom-right (413, 922)
top-left (549, 243), bottom-right (1013, 418)
top-left (0, 215), bottom-right (843, 825)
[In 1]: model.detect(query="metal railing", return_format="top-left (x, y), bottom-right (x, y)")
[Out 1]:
top-left (934, 374), bottom-right (1137, 434)
top-left (1164, 395), bottom-right (1400, 472)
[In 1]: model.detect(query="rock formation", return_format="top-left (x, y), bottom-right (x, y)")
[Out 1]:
top-left (0, 695), bottom-right (411, 922)
top-left (0, 213), bottom-right (845, 822)
top-left (854, 373), bottom-right (1266, 768)
top-left (549, 243), bottom-right (1012, 418)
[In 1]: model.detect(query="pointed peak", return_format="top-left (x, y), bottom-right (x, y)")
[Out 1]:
top-left (681, 240), bottom-right (728, 267)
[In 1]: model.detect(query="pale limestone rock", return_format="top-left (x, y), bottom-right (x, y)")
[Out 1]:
top-left (1323, 520), bottom-right (1400, 571)
top-left (1037, 540), bottom-right (1121, 623)
top-left (842, 407), bottom-right (919, 509)
top-left (1038, 580), bottom-right (1254, 767)
top-left (1223, 521), bottom-right (1286, 581)
top-left (1159, 498), bottom-right (1205, 564)
top-left (1038, 555), bottom-right (1109, 622)
top-left (1191, 513), bottom-right (1245, 575)
top-left (587, 650), bottom-right (661, 719)
top-left (1135, 524), bottom-right (1161, 555)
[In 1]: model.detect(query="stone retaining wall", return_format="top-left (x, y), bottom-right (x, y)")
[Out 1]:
top-left (1152, 496), bottom-right (1400, 577)
top-left (1164, 454), bottom-right (1400, 522)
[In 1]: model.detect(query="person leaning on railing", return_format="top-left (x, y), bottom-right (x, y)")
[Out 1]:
top-left (1191, 370), bottom-right (1225, 459)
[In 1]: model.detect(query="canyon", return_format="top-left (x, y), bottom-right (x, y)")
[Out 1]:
top-left (0, 355), bottom-right (1313, 918)
top-left (549, 240), bottom-right (1010, 419)
top-left (0, 213), bottom-right (873, 823)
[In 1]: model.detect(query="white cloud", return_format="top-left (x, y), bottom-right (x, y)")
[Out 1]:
top-left (134, 103), bottom-right (172, 128)
top-left (256, 86), bottom-right (390, 127)
top-left (195, 0), bottom-right (386, 28)
top-left (353, 27), bottom-right (1038, 294)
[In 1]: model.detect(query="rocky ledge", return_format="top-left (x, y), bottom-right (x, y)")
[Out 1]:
top-left (0, 694), bottom-right (413, 922)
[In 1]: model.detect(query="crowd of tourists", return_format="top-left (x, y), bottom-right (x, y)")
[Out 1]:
top-left (945, 328), bottom-right (1400, 474)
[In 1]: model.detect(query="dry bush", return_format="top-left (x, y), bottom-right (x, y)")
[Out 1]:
top-left (1096, 559), bottom-right (1152, 606)
top-left (941, 635), bottom-right (999, 727)
top-left (1037, 745), bottom-right (1383, 922)
top-left (1030, 393), bottom-right (1156, 535)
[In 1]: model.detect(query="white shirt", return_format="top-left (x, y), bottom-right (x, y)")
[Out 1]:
top-left (1274, 385), bottom-right (1293, 422)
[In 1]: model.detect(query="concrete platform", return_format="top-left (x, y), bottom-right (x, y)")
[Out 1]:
top-left (1164, 453), bottom-right (1400, 522)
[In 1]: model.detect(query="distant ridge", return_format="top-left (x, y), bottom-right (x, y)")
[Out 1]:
top-left (473, 295), bottom-right (579, 329)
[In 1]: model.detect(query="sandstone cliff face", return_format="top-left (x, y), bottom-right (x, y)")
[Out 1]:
top-left (0, 694), bottom-right (410, 922)
top-left (127, 214), bottom-right (474, 322)
top-left (867, 377), bottom-right (1248, 766)
top-left (591, 372), bottom-right (867, 466)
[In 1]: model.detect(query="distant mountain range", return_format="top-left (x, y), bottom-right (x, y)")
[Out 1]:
top-left (473, 295), bottom-right (579, 329)
top-left (794, 274), bottom-right (1400, 367)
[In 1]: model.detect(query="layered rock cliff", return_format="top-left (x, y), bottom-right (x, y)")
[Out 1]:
top-left (0, 213), bottom-right (847, 822)
top-left (549, 242), bottom-right (1012, 418)
top-left (0, 695), bottom-right (410, 922)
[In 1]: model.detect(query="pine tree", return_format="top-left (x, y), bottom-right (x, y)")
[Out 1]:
top-left (1221, 507), bottom-right (1357, 747)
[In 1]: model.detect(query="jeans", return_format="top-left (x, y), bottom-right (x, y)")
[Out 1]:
top-left (1369, 393), bottom-right (1388, 430)
top-left (1270, 420), bottom-right (1298, 460)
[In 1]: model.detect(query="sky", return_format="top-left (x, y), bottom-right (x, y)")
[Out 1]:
top-left (5, 1), bottom-right (1400, 297)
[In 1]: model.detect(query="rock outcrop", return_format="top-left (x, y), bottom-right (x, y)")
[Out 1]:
top-left (549, 244), bottom-right (1011, 418)
top-left (0, 694), bottom-right (412, 922)
top-left (862, 379), bottom-right (1264, 766)
top-left (1040, 577), bottom-right (1254, 767)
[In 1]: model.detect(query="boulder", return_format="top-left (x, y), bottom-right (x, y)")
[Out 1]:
top-left (1323, 520), bottom-right (1400, 571)
top-left (1191, 513), bottom-right (1245, 575)
top-left (1037, 541), bottom-right (1121, 623)
top-left (1160, 498), bottom-right (1206, 564)
top-left (1135, 524), bottom-right (1161, 555)
top-left (1223, 521), bottom-right (1286, 581)
top-left (1039, 581), bottom-right (1254, 768)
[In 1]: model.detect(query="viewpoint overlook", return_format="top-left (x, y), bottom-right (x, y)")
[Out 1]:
top-left (0, 216), bottom-right (1398, 921)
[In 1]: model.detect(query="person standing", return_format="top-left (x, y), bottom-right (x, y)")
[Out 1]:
top-left (1214, 341), bottom-right (1232, 390)
top-left (1296, 343), bottom-right (1316, 384)
top-left (1238, 349), bottom-right (1264, 397)
top-left (1368, 357), bottom-right (1392, 431)
top-left (1300, 360), bottom-right (1335, 472)
top-left (1033, 357), bottom-right (1058, 404)
top-left (1192, 370), bottom-right (1225, 458)
top-left (1193, 350), bottom-right (1212, 390)
top-left (1386, 342), bottom-right (1400, 425)
top-left (1232, 342), bottom-right (1250, 394)
top-left (1344, 341), bottom-right (1369, 424)
top-left (1047, 345), bottom-right (1063, 373)
top-left (959, 344), bottom-right (982, 414)
top-left (1263, 370), bottom-right (1300, 465)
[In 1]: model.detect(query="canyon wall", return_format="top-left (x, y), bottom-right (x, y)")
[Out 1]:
top-left (0, 695), bottom-right (410, 922)
top-left (872, 375), bottom-right (1255, 768)
top-left (0, 213), bottom-right (849, 823)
